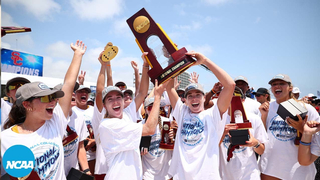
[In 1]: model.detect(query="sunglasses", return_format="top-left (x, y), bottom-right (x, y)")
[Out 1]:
top-left (117, 85), bottom-right (126, 89)
top-left (178, 94), bottom-right (184, 98)
top-left (8, 83), bottom-right (24, 91)
top-left (255, 94), bottom-right (261, 97)
top-left (32, 94), bottom-right (57, 103)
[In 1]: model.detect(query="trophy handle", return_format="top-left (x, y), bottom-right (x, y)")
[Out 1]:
top-left (102, 42), bottom-right (118, 62)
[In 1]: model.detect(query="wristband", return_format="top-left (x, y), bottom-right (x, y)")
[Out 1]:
top-left (143, 66), bottom-right (149, 68)
top-left (211, 89), bottom-right (216, 94)
top-left (300, 140), bottom-right (311, 146)
top-left (83, 168), bottom-right (90, 173)
top-left (106, 64), bottom-right (111, 66)
top-left (254, 142), bottom-right (260, 148)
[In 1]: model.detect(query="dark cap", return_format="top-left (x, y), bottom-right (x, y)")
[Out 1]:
top-left (115, 81), bottom-right (126, 87)
top-left (16, 82), bottom-right (64, 105)
top-left (268, 74), bottom-right (291, 85)
top-left (6, 77), bottom-right (30, 93)
top-left (122, 89), bottom-right (133, 97)
top-left (252, 88), bottom-right (270, 96)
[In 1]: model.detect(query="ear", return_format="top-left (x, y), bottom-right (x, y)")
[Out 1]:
top-left (22, 101), bottom-right (31, 109)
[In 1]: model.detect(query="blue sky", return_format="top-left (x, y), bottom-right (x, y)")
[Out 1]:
top-left (2, 0), bottom-right (320, 98)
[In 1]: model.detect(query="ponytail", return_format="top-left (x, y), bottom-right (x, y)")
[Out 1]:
top-left (4, 102), bottom-right (27, 129)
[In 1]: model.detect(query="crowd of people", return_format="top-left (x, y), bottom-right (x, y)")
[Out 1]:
top-left (1, 40), bottom-right (320, 180)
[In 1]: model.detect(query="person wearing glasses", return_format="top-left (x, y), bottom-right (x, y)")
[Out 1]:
top-left (141, 96), bottom-right (172, 180)
top-left (1, 40), bottom-right (86, 179)
top-left (252, 87), bottom-right (270, 104)
top-left (259, 74), bottom-right (320, 180)
top-left (165, 51), bottom-right (235, 180)
top-left (1, 77), bottom-right (30, 131)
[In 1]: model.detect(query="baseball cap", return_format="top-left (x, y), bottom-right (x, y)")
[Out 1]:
top-left (122, 89), bottom-right (133, 97)
top-left (176, 88), bottom-right (185, 94)
top-left (76, 85), bottom-right (91, 93)
top-left (252, 88), bottom-right (270, 95)
top-left (102, 86), bottom-right (123, 102)
top-left (268, 74), bottom-right (292, 85)
top-left (6, 77), bottom-right (30, 93)
top-left (292, 87), bottom-right (300, 94)
top-left (52, 82), bottom-right (79, 92)
top-left (234, 76), bottom-right (248, 85)
top-left (115, 81), bottom-right (126, 87)
top-left (144, 96), bottom-right (167, 107)
top-left (16, 82), bottom-right (64, 105)
top-left (184, 83), bottom-right (205, 97)
top-left (308, 93), bottom-right (317, 99)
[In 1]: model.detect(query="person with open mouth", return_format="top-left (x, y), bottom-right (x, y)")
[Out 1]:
top-left (259, 74), bottom-right (320, 180)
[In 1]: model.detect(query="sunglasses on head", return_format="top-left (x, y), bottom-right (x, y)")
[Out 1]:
top-left (8, 83), bottom-right (24, 91)
top-left (117, 85), bottom-right (126, 89)
top-left (30, 94), bottom-right (57, 103)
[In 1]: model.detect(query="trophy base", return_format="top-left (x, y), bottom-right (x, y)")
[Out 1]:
top-left (149, 47), bottom-right (195, 85)
top-left (159, 143), bottom-right (174, 150)
top-left (229, 129), bottom-right (250, 145)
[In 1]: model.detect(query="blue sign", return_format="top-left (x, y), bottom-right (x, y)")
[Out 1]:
top-left (1, 48), bottom-right (43, 76)
top-left (3, 145), bottom-right (35, 178)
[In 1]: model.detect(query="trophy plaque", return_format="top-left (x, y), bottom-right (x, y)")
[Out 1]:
top-left (127, 8), bottom-right (195, 85)
top-left (229, 96), bottom-right (252, 145)
top-left (62, 125), bottom-right (79, 146)
top-left (1, 26), bottom-right (31, 37)
top-left (159, 120), bottom-right (175, 150)
top-left (101, 42), bottom-right (118, 62)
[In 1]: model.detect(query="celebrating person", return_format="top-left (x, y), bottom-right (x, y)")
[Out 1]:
top-left (259, 74), bottom-right (320, 180)
top-left (166, 51), bottom-right (235, 179)
top-left (1, 40), bottom-right (86, 179)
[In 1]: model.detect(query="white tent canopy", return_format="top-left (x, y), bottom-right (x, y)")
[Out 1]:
top-left (1, 72), bottom-right (96, 88)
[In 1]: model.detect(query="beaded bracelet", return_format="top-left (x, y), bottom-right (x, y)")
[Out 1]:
top-left (300, 140), bottom-right (311, 146)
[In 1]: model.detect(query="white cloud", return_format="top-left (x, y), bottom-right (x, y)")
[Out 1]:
top-left (3, 0), bottom-right (61, 21)
top-left (46, 41), bottom-right (73, 58)
top-left (174, 3), bottom-right (187, 16)
top-left (184, 44), bottom-right (214, 56)
top-left (1, 11), bottom-right (19, 26)
top-left (111, 17), bottom-right (133, 37)
top-left (202, 0), bottom-right (230, 6)
top-left (1, 34), bottom-right (34, 51)
top-left (70, 0), bottom-right (124, 20)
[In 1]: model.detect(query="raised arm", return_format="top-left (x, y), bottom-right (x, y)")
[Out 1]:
top-left (131, 61), bottom-right (140, 96)
top-left (142, 80), bottom-right (166, 136)
top-left (59, 40), bottom-right (86, 118)
top-left (96, 51), bottom-right (109, 112)
top-left (186, 51), bottom-right (235, 117)
top-left (134, 52), bottom-right (150, 112)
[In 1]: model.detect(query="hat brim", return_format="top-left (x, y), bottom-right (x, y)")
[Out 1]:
top-left (6, 77), bottom-right (30, 93)
top-left (184, 89), bottom-right (204, 97)
top-left (34, 89), bottom-right (65, 99)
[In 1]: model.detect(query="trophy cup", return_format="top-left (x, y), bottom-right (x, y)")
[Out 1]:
top-left (229, 96), bottom-right (252, 145)
top-left (127, 8), bottom-right (195, 85)
top-left (62, 125), bottom-right (78, 146)
top-left (159, 120), bottom-right (176, 150)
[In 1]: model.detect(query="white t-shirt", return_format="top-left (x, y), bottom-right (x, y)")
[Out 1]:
top-left (168, 99), bottom-right (227, 180)
top-left (91, 103), bottom-right (107, 175)
top-left (243, 98), bottom-right (260, 116)
top-left (1, 98), bottom-right (12, 131)
top-left (99, 102), bottom-right (143, 180)
top-left (64, 109), bottom-right (87, 176)
top-left (219, 113), bottom-right (268, 180)
top-left (141, 116), bottom-right (173, 180)
top-left (72, 106), bottom-right (96, 161)
top-left (1, 104), bottom-right (68, 180)
top-left (259, 101), bottom-right (320, 180)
